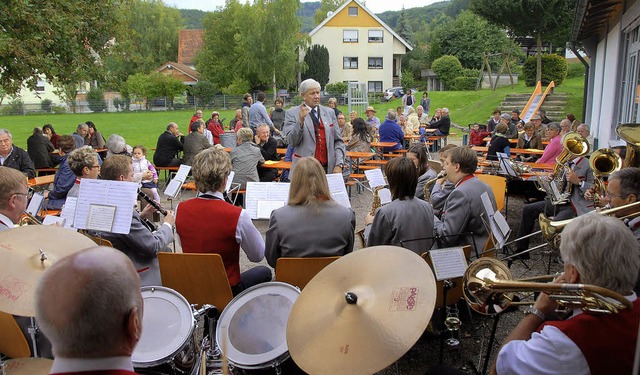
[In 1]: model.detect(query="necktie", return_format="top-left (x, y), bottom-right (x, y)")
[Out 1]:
top-left (310, 108), bottom-right (320, 127)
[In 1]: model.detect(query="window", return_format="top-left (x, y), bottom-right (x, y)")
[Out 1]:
top-left (368, 81), bottom-right (383, 93)
top-left (343, 57), bottom-right (358, 69)
top-left (368, 30), bottom-right (384, 43)
top-left (36, 79), bottom-right (45, 92)
top-left (343, 30), bottom-right (358, 43)
top-left (368, 57), bottom-right (383, 69)
top-left (348, 6), bottom-right (358, 16)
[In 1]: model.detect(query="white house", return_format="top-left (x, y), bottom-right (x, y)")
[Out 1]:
top-left (571, 0), bottom-right (638, 147)
top-left (307, 0), bottom-right (412, 93)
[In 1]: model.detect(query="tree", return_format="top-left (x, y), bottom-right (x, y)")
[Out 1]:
top-left (0, 0), bottom-right (128, 95)
top-left (431, 55), bottom-right (463, 89)
top-left (471, 0), bottom-right (575, 83)
top-left (147, 73), bottom-right (186, 109)
top-left (189, 81), bottom-right (218, 108)
top-left (396, 7), bottom-right (414, 45)
top-left (314, 0), bottom-right (343, 25)
top-left (87, 87), bottom-right (107, 112)
top-left (302, 45), bottom-right (330, 88)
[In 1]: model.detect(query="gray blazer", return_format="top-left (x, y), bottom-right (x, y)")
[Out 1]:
top-left (265, 202), bottom-right (355, 268)
top-left (434, 176), bottom-right (497, 252)
top-left (284, 104), bottom-right (346, 172)
top-left (364, 197), bottom-right (434, 254)
top-left (183, 131), bottom-right (212, 165)
top-left (96, 211), bottom-right (173, 286)
top-left (568, 156), bottom-right (595, 216)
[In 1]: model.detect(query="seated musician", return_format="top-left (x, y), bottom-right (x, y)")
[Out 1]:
top-left (363, 157), bottom-right (434, 254)
top-left (433, 146), bottom-right (497, 250)
top-left (406, 144), bottom-right (437, 200)
top-left (0, 166), bottom-right (29, 230)
top-left (486, 123), bottom-right (511, 161)
top-left (36, 246), bottom-right (143, 374)
top-left (174, 147), bottom-right (271, 296)
top-left (515, 122), bottom-right (543, 162)
top-left (514, 152), bottom-right (594, 259)
top-left (493, 214), bottom-right (640, 375)
top-left (65, 146), bottom-right (100, 200)
top-left (430, 144), bottom-right (457, 217)
top-left (265, 157), bottom-right (355, 268)
top-left (94, 155), bottom-right (174, 287)
top-left (46, 135), bottom-right (77, 210)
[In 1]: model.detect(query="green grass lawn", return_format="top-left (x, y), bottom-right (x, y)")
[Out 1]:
top-left (0, 76), bottom-right (584, 159)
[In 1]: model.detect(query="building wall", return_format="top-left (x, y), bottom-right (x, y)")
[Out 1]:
top-left (14, 78), bottom-right (66, 105)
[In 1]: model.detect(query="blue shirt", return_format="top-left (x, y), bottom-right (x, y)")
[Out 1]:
top-left (379, 119), bottom-right (404, 151)
top-left (249, 101), bottom-right (273, 129)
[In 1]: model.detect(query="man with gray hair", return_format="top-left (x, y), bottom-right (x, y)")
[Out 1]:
top-left (72, 123), bottom-right (88, 149)
top-left (603, 167), bottom-right (640, 241)
top-left (36, 246), bottom-right (143, 373)
top-left (0, 129), bottom-right (35, 178)
top-left (0, 166), bottom-right (29, 230)
top-left (501, 113), bottom-right (518, 139)
top-left (576, 123), bottom-right (594, 155)
top-left (495, 213), bottom-right (640, 374)
top-left (379, 110), bottom-right (404, 152)
top-left (427, 107), bottom-right (450, 136)
top-left (283, 78), bottom-right (346, 174)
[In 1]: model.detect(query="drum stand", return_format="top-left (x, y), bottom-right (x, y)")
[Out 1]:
top-left (167, 197), bottom-right (176, 253)
top-left (28, 317), bottom-right (41, 358)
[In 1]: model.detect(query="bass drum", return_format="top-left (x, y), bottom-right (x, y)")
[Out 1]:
top-left (216, 282), bottom-right (303, 374)
top-left (133, 286), bottom-right (197, 374)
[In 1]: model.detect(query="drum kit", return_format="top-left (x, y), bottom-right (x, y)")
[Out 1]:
top-left (0, 226), bottom-right (439, 375)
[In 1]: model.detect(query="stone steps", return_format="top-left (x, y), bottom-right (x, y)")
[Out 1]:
top-left (499, 92), bottom-right (568, 121)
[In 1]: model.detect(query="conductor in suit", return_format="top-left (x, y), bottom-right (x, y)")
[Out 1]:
top-left (284, 78), bottom-right (346, 174)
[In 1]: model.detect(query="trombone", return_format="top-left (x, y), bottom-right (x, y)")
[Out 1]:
top-left (463, 257), bottom-right (633, 315)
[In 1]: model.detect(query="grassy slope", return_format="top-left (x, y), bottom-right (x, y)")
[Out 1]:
top-left (0, 76), bottom-right (584, 158)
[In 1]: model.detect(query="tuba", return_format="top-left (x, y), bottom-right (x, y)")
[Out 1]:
top-left (356, 185), bottom-right (388, 247)
top-left (589, 148), bottom-right (622, 206)
top-left (463, 257), bottom-right (632, 315)
top-left (536, 132), bottom-right (590, 205)
top-left (616, 123), bottom-right (640, 168)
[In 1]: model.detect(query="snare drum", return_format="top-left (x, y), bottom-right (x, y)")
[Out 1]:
top-left (133, 286), bottom-right (196, 374)
top-left (217, 282), bottom-right (300, 372)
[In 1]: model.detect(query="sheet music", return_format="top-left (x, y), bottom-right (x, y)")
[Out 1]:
top-left (225, 171), bottom-right (235, 192)
top-left (42, 215), bottom-right (66, 226)
top-left (429, 247), bottom-right (468, 281)
top-left (326, 173), bottom-right (351, 208)
top-left (492, 211), bottom-right (511, 248)
top-left (164, 179), bottom-right (182, 198)
top-left (174, 164), bottom-right (191, 182)
top-left (26, 193), bottom-right (44, 216)
top-left (257, 200), bottom-right (286, 219)
top-left (480, 192), bottom-right (495, 217)
top-left (74, 179), bottom-right (136, 234)
top-left (497, 153), bottom-right (518, 177)
top-left (378, 188), bottom-right (392, 205)
top-left (245, 182), bottom-right (290, 220)
top-left (365, 169), bottom-right (386, 189)
top-left (60, 197), bottom-right (77, 228)
top-left (86, 204), bottom-right (116, 232)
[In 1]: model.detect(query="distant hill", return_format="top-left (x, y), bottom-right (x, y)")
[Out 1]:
top-left (180, 9), bottom-right (207, 29)
top-left (298, 2), bottom-right (321, 33)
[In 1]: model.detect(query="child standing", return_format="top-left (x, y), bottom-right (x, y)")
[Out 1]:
top-left (132, 145), bottom-right (160, 202)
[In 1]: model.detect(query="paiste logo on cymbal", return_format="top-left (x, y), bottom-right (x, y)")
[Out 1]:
top-left (0, 276), bottom-right (28, 302)
top-left (389, 287), bottom-right (419, 311)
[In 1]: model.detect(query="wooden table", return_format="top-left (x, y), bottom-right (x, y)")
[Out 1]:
top-left (472, 146), bottom-right (545, 156)
top-left (261, 160), bottom-right (292, 170)
top-left (28, 175), bottom-right (55, 187)
top-left (346, 151), bottom-right (375, 173)
top-left (483, 137), bottom-right (518, 144)
top-left (277, 148), bottom-right (287, 155)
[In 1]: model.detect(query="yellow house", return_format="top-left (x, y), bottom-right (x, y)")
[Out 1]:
top-left (308, 0), bottom-right (412, 93)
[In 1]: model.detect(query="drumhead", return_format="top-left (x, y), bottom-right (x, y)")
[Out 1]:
top-left (217, 282), bottom-right (300, 369)
top-left (132, 286), bottom-right (195, 367)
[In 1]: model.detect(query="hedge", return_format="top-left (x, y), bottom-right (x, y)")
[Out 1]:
top-left (522, 54), bottom-right (568, 86)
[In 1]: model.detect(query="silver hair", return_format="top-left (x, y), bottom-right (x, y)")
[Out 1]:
top-left (106, 134), bottom-right (127, 154)
top-left (441, 108), bottom-right (449, 114)
top-left (166, 122), bottom-right (178, 131)
top-left (561, 213), bottom-right (640, 294)
top-left (299, 78), bottom-right (321, 96)
top-left (0, 129), bottom-right (13, 139)
top-left (609, 167), bottom-right (640, 198)
top-left (257, 123), bottom-right (271, 132)
top-left (76, 123), bottom-right (88, 130)
top-left (560, 119), bottom-right (572, 127)
top-left (36, 247), bottom-right (142, 357)
top-left (387, 111), bottom-right (397, 120)
top-left (237, 127), bottom-right (253, 143)
top-left (577, 123), bottom-right (590, 131)
top-left (500, 113), bottom-right (512, 121)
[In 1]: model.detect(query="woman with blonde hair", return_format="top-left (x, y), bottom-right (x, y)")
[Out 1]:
top-left (265, 157), bottom-right (355, 268)
top-left (406, 107), bottom-right (420, 134)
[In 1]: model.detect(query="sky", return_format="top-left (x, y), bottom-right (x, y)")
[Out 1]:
top-left (163, 0), bottom-right (441, 14)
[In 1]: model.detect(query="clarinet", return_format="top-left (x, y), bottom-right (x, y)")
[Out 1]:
top-left (138, 190), bottom-right (168, 216)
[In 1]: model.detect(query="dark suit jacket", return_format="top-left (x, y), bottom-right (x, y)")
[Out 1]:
top-left (27, 134), bottom-right (56, 168)
top-left (259, 137), bottom-right (279, 161)
top-left (2, 146), bottom-right (35, 178)
top-left (183, 131), bottom-right (212, 165)
top-left (154, 131), bottom-right (184, 166)
top-left (429, 115), bottom-right (451, 135)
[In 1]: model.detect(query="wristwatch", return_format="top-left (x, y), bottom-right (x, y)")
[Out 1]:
top-left (524, 306), bottom-right (546, 321)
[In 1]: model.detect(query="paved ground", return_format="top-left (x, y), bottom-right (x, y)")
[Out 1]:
top-left (161, 150), bottom-right (561, 375)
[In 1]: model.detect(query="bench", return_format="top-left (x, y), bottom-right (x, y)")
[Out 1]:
top-left (36, 167), bottom-right (57, 176)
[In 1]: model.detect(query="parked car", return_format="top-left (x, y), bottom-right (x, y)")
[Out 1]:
top-left (382, 87), bottom-right (403, 102)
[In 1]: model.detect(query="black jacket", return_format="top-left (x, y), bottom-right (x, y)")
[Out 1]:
top-left (27, 134), bottom-right (56, 168)
top-left (153, 131), bottom-right (184, 167)
top-left (3, 146), bottom-right (35, 178)
top-left (428, 115), bottom-right (451, 135)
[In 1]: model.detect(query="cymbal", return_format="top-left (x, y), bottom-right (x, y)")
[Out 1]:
top-left (0, 226), bottom-right (97, 316)
top-left (286, 246), bottom-right (437, 375)
top-left (2, 358), bottom-right (53, 374)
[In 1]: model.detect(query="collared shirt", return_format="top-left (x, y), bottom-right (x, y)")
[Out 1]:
top-left (50, 356), bottom-right (135, 374)
top-left (249, 101), bottom-right (273, 129)
top-left (0, 212), bottom-right (15, 229)
top-left (497, 293), bottom-right (637, 375)
top-left (0, 147), bottom-right (13, 165)
top-left (175, 190), bottom-right (264, 262)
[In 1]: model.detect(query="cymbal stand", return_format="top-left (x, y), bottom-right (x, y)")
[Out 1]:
top-left (438, 280), bottom-right (452, 364)
top-left (480, 314), bottom-right (500, 375)
top-left (28, 317), bottom-right (40, 358)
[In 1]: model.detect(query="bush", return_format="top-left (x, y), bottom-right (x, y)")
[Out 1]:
top-left (431, 55), bottom-right (463, 89)
top-left (400, 70), bottom-right (415, 90)
top-left (52, 105), bottom-right (67, 114)
top-left (87, 87), bottom-right (106, 112)
top-left (451, 77), bottom-right (476, 91)
top-left (40, 99), bottom-right (53, 113)
top-left (325, 82), bottom-right (348, 96)
top-left (1, 99), bottom-right (24, 115)
top-left (567, 62), bottom-right (585, 78)
top-left (522, 54), bottom-right (568, 86)
top-left (462, 68), bottom-right (480, 78)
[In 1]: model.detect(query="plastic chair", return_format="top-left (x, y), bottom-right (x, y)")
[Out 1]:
top-left (275, 256), bottom-right (340, 290)
top-left (476, 174), bottom-right (506, 212)
top-left (158, 253), bottom-right (233, 311)
top-left (0, 311), bottom-right (31, 358)
top-left (421, 245), bottom-right (472, 307)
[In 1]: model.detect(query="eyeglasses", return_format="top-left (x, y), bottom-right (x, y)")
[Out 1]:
top-left (12, 192), bottom-right (29, 199)
top-left (606, 191), bottom-right (628, 199)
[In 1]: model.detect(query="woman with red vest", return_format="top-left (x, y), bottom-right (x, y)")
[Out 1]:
top-left (494, 213), bottom-right (640, 375)
top-left (174, 147), bottom-right (271, 296)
